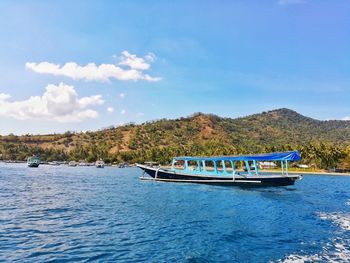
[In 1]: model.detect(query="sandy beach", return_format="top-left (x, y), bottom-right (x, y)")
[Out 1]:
top-left (260, 169), bottom-right (350, 176)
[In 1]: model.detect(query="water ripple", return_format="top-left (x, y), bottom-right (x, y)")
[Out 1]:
top-left (1, 163), bottom-right (350, 262)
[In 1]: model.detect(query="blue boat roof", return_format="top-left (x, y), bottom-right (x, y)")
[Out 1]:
top-left (173, 151), bottom-right (301, 162)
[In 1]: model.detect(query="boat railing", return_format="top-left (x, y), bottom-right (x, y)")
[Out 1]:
top-left (171, 159), bottom-right (243, 176)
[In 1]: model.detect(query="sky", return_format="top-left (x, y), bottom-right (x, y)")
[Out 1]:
top-left (0, 0), bottom-right (349, 135)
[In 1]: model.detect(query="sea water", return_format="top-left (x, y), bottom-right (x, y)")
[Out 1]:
top-left (0, 163), bottom-right (349, 262)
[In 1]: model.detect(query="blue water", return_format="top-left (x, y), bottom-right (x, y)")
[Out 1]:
top-left (0, 163), bottom-right (350, 262)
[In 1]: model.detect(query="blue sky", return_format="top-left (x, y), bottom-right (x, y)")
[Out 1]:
top-left (0, 0), bottom-right (349, 135)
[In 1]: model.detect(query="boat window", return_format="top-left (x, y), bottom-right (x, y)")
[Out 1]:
top-left (224, 161), bottom-right (234, 172)
top-left (188, 160), bottom-right (198, 171)
top-left (173, 160), bottom-right (185, 170)
top-left (215, 161), bottom-right (224, 173)
top-left (204, 160), bottom-right (215, 172)
top-left (236, 160), bottom-right (244, 170)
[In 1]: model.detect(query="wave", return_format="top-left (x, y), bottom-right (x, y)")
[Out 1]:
top-left (281, 236), bottom-right (350, 263)
top-left (318, 212), bottom-right (350, 231)
top-left (278, 212), bottom-right (350, 262)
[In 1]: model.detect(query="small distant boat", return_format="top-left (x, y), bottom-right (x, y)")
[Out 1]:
top-left (137, 151), bottom-right (302, 187)
top-left (48, 161), bottom-right (60, 166)
top-left (118, 162), bottom-right (130, 168)
top-left (144, 161), bottom-right (159, 167)
top-left (27, 156), bottom-right (40, 168)
top-left (78, 161), bottom-right (88, 166)
top-left (68, 161), bottom-right (78, 167)
top-left (96, 160), bottom-right (105, 168)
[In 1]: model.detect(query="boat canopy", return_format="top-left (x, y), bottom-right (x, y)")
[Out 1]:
top-left (173, 151), bottom-right (300, 162)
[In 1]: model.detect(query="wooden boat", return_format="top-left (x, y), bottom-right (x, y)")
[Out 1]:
top-left (27, 156), bottom-right (40, 168)
top-left (137, 151), bottom-right (302, 186)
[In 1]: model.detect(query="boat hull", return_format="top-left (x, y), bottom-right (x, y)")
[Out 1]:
top-left (27, 163), bottom-right (39, 168)
top-left (137, 165), bottom-right (301, 186)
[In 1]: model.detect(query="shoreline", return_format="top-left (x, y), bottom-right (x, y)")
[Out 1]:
top-left (261, 169), bottom-right (350, 176)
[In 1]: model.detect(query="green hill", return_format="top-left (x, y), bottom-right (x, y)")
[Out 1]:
top-left (1, 108), bottom-right (350, 168)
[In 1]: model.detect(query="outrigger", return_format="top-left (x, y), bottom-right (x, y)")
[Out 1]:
top-left (137, 151), bottom-right (302, 186)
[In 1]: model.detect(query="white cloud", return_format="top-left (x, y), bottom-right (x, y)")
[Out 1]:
top-left (107, 107), bottom-right (114, 113)
top-left (342, 117), bottom-right (350, 121)
top-left (0, 93), bottom-right (11, 100)
top-left (119, 93), bottom-right (125, 99)
top-left (119, 51), bottom-right (150, 70)
top-left (120, 109), bottom-right (126, 115)
top-left (26, 51), bottom-right (161, 82)
top-left (145, 52), bottom-right (156, 62)
top-left (277, 0), bottom-right (305, 6)
top-left (137, 112), bottom-right (145, 117)
top-left (0, 83), bottom-right (104, 122)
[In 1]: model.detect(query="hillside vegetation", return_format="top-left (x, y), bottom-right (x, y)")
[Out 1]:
top-left (1, 108), bottom-right (350, 169)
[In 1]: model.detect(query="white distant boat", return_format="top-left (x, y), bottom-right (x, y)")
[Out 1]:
top-left (96, 160), bottom-right (105, 168)
top-left (48, 161), bottom-right (60, 166)
top-left (258, 161), bottom-right (277, 169)
top-left (68, 161), bottom-right (78, 167)
top-left (78, 161), bottom-right (88, 166)
top-left (297, 164), bottom-right (309, 169)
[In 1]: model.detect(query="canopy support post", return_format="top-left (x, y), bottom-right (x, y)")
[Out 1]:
top-left (222, 160), bottom-right (226, 174)
top-left (245, 161), bottom-right (252, 176)
top-left (202, 160), bottom-right (206, 175)
top-left (281, 161), bottom-right (284, 176)
top-left (285, 160), bottom-right (288, 176)
top-left (213, 160), bottom-right (218, 175)
top-left (185, 160), bottom-right (188, 172)
top-left (171, 159), bottom-right (175, 171)
top-left (230, 161), bottom-right (235, 181)
top-left (197, 160), bottom-right (201, 172)
top-left (253, 160), bottom-right (259, 175)
top-left (230, 161), bottom-right (235, 175)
